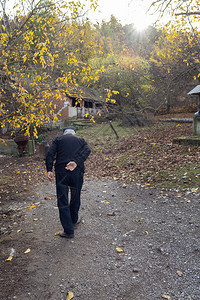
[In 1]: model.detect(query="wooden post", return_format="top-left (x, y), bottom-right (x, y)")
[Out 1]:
top-left (109, 121), bottom-right (119, 139)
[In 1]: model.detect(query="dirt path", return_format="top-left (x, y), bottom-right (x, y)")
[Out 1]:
top-left (1, 178), bottom-right (200, 300)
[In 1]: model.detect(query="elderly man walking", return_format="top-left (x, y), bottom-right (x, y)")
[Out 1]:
top-left (46, 126), bottom-right (91, 238)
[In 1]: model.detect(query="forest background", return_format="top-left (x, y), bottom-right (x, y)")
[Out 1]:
top-left (0, 0), bottom-right (200, 138)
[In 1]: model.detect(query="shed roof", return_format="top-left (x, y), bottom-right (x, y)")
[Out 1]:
top-left (66, 85), bottom-right (104, 103)
top-left (188, 85), bottom-right (200, 95)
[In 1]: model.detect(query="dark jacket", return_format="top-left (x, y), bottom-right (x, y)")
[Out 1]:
top-left (46, 134), bottom-right (91, 173)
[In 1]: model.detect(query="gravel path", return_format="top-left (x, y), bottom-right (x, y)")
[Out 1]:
top-left (1, 178), bottom-right (200, 300)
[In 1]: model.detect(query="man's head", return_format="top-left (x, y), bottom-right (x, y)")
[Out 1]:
top-left (63, 126), bottom-right (76, 135)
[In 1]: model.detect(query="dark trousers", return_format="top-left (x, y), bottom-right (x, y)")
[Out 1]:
top-left (55, 167), bottom-right (83, 235)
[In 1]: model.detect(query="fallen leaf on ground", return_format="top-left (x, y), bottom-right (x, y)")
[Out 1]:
top-left (55, 231), bottom-right (62, 236)
top-left (107, 212), bottom-right (116, 216)
top-left (124, 200), bottom-right (132, 203)
top-left (17, 229), bottom-right (23, 233)
top-left (123, 229), bottom-right (135, 237)
top-left (27, 204), bottom-right (37, 209)
top-left (34, 202), bottom-right (40, 205)
top-left (105, 201), bottom-right (110, 204)
top-left (161, 295), bottom-right (171, 299)
top-left (25, 230), bottom-right (33, 233)
top-left (177, 270), bottom-right (183, 276)
top-left (116, 247), bottom-right (124, 253)
top-left (5, 255), bottom-right (13, 262)
top-left (44, 196), bottom-right (51, 199)
top-left (24, 248), bottom-right (31, 254)
top-left (66, 291), bottom-right (74, 299)
top-left (33, 218), bottom-right (38, 221)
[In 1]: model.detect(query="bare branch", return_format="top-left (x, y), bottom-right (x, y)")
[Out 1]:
top-left (175, 12), bottom-right (200, 16)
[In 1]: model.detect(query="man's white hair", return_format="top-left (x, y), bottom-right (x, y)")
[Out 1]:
top-left (63, 129), bottom-right (76, 135)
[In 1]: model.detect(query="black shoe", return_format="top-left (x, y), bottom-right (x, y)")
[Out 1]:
top-left (59, 232), bottom-right (74, 238)
top-left (73, 216), bottom-right (83, 226)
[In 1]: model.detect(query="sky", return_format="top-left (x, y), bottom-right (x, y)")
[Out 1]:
top-left (87, 0), bottom-right (157, 30)
top-left (4, 0), bottom-right (157, 31)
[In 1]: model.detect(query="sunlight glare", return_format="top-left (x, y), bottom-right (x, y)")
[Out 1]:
top-left (132, 7), bottom-right (153, 31)
top-left (86, 0), bottom-right (156, 29)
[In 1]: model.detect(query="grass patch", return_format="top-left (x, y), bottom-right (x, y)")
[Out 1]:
top-left (79, 121), bottom-right (135, 146)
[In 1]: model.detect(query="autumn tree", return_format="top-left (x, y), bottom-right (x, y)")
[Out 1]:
top-left (150, 0), bottom-right (200, 70)
top-left (150, 28), bottom-right (199, 112)
top-left (148, 0), bottom-right (200, 112)
top-left (0, 0), bottom-right (98, 138)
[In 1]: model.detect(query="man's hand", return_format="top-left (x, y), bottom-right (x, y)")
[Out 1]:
top-left (47, 171), bottom-right (54, 182)
top-left (65, 161), bottom-right (77, 171)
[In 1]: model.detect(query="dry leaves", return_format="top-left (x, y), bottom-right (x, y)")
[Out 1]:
top-left (161, 295), bottom-right (171, 299)
top-left (124, 199), bottom-right (134, 203)
top-left (27, 204), bottom-right (37, 209)
top-left (107, 212), bottom-right (116, 216)
top-left (123, 229), bottom-right (135, 237)
top-left (27, 202), bottom-right (40, 209)
top-left (24, 248), bottom-right (31, 254)
top-left (87, 122), bottom-right (199, 190)
top-left (116, 247), bottom-right (124, 253)
top-left (5, 249), bottom-right (15, 262)
top-left (5, 255), bottom-right (13, 262)
top-left (66, 291), bottom-right (74, 299)
top-left (177, 270), bottom-right (183, 276)
top-left (55, 231), bottom-right (62, 236)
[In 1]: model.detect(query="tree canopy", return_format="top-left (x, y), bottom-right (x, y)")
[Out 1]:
top-left (0, 0), bottom-right (98, 137)
top-left (1, 0), bottom-right (200, 137)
